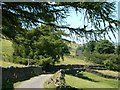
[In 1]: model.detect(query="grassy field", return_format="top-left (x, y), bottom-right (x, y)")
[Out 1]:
top-left (44, 81), bottom-right (56, 89)
top-left (65, 71), bottom-right (118, 88)
top-left (56, 56), bottom-right (93, 65)
top-left (95, 70), bottom-right (119, 77)
top-left (0, 60), bottom-right (25, 68)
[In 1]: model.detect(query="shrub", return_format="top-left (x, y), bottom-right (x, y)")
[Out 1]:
top-left (13, 56), bottom-right (28, 65)
top-left (83, 52), bottom-right (119, 71)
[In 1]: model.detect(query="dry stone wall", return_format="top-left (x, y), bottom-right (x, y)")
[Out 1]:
top-left (2, 66), bottom-right (42, 84)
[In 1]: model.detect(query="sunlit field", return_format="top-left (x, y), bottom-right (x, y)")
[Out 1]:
top-left (65, 72), bottom-right (118, 88)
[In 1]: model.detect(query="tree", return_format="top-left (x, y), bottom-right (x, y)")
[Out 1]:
top-left (13, 25), bottom-right (70, 66)
top-left (84, 40), bottom-right (96, 53)
top-left (95, 40), bottom-right (115, 54)
top-left (2, 2), bottom-right (120, 40)
top-left (116, 45), bottom-right (120, 55)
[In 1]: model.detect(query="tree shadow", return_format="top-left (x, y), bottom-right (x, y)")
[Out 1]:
top-left (65, 69), bottom-right (99, 82)
top-left (42, 64), bottom-right (85, 74)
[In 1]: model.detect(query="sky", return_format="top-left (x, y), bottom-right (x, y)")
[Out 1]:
top-left (3, 1), bottom-right (119, 44)
top-left (62, 1), bottom-right (119, 44)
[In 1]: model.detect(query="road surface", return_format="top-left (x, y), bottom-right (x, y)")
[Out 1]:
top-left (15, 74), bottom-right (53, 89)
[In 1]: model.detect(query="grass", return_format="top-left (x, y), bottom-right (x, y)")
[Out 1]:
top-left (0, 60), bottom-right (25, 68)
top-left (0, 38), bottom-right (14, 62)
top-left (65, 71), bottom-right (118, 88)
top-left (1, 38), bottom-right (13, 55)
top-left (44, 81), bottom-right (56, 89)
top-left (95, 70), bottom-right (119, 77)
top-left (56, 56), bottom-right (93, 65)
top-left (0, 38), bottom-right (25, 68)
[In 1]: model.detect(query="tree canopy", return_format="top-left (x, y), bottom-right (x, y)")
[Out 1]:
top-left (84, 40), bottom-right (96, 53)
top-left (13, 25), bottom-right (70, 66)
top-left (2, 2), bottom-right (120, 40)
top-left (95, 40), bottom-right (115, 54)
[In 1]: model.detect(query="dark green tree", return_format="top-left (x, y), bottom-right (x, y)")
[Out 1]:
top-left (95, 40), bottom-right (115, 54)
top-left (84, 40), bottom-right (96, 53)
top-left (13, 25), bottom-right (70, 66)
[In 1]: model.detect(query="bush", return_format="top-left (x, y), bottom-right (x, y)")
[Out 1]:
top-left (34, 57), bottom-right (53, 67)
top-left (83, 52), bottom-right (119, 71)
top-left (13, 56), bottom-right (28, 65)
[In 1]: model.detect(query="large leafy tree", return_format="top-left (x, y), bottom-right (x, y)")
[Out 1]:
top-left (2, 2), bottom-right (120, 40)
top-left (95, 40), bottom-right (115, 54)
top-left (84, 40), bottom-right (96, 53)
top-left (13, 25), bottom-right (70, 66)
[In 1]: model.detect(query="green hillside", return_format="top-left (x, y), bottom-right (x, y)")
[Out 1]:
top-left (67, 41), bottom-right (80, 56)
top-left (0, 38), bottom-right (14, 62)
top-left (0, 38), bottom-right (90, 66)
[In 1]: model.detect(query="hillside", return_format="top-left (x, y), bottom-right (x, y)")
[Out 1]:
top-left (0, 38), bottom-right (14, 62)
top-left (0, 38), bottom-right (86, 66)
top-left (65, 40), bottom-right (80, 56)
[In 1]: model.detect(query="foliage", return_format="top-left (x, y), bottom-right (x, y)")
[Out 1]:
top-left (13, 25), bottom-right (70, 66)
top-left (62, 44), bottom-right (70, 55)
top-left (95, 40), bottom-right (115, 54)
top-left (83, 40), bottom-right (96, 53)
top-left (76, 40), bottom-right (119, 70)
top-left (83, 51), bottom-right (119, 71)
top-left (13, 56), bottom-right (28, 65)
top-left (82, 40), bottom-right (115, 54)
top-left (103, 59), bottom-right (119, 71)
top-left (2, 2), bottom-right (119, 40)
top-left (116, 45), bottom-right (120, 55)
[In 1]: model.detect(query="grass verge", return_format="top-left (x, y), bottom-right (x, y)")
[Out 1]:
top-left (65, 71), bottom-right (118, 88)
top-left (0, 60), bottom-right (25, 68)
top-left (95, 70), bottom-right (119, 77)
top-left (44, 81), bottom-right (56, 89)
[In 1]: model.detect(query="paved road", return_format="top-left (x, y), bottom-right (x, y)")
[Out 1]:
top-left (15, 74), bottom-right (53, 89)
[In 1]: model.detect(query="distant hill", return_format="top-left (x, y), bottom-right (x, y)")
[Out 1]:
top-left (62, 38), bottom-right (80, 56)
